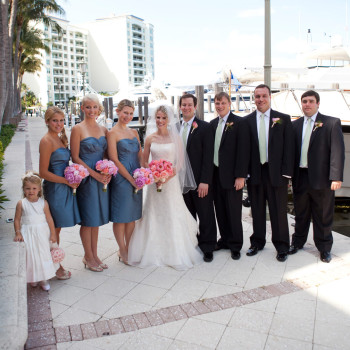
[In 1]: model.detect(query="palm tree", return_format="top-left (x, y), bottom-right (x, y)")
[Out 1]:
top-left (2, 0), bottom-right (64, 125)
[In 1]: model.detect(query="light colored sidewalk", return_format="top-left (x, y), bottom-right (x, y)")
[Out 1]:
top-left (1, 116), bottom-right (350, 350)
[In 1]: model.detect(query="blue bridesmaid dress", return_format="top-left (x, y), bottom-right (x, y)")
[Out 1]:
top-left (43, 148), bottom-right (81, 227)
top-left (110, 137), bottom-right (142, 223)
top-left (76, 136), bottom-right (109, 227)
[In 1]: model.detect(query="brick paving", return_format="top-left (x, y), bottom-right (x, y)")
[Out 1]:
top-left (25, 250), bottom-right (350, 348)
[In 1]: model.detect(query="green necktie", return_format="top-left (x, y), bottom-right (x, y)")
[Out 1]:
top-left (182, 122), bottom-right (189, 146)
top-left (300, 117), bottom-right (312, 167)
top-left (259, 114), bottom-right (267, 164)
top-left (214, 118), bottom-right (224, 166)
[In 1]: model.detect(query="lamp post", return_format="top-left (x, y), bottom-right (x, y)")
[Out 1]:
top-left (80, 62), bottom-right (87, 96)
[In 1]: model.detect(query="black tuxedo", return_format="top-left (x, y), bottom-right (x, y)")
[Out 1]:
top-left (246, 109), bottom-right (294, 253)
top-left (183, 117), bottom-right (217, 253)
top-left (210, 112), bottom-right (250, 252)
top-left (292, 112), bottom-right (345, 252)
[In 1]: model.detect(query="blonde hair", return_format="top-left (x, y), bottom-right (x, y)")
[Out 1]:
top-left (45, 106), bottom-right (68, 147)
top-left (116, 99), bottom-right (134, 112)
top-left (155, 105), bottom-right (169, 118)
top-left (81, 94), bottom-right (104, 115)
top-left (22, 171), bottom-right (43, 198)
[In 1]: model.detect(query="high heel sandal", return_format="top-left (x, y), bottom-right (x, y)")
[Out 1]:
top-left (82, 258), bottom-right (103, 272)
top-left (99, 263), bottom-right (108, 269)
top-left (117, 251), bottom-right (128, 265)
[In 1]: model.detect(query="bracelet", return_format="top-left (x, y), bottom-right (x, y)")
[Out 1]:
top-left (15, 230), bottom-right (21, 234)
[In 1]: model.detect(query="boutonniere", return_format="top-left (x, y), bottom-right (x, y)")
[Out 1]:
top-left (225, 122), bottom-right (234, 131)
top-left (271, 118), bottom-right (282, 128)
top-left (313, 122), bottom-right (323, 132)
top-left (191, 121), bottom-right (198, 134)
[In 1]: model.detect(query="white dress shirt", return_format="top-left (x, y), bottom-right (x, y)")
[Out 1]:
top-left (256, 109), bottom-right (270, 162)
top-left (180, 116), bottom-right (195, 142)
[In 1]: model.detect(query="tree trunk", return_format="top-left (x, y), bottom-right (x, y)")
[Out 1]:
top-left (13, 23), bottom-right (22, 114)
top-left (2, 0), bottom-right (18, 124)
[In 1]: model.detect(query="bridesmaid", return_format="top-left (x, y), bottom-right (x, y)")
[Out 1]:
top-left (107, 99), bottom-right (142, 264)
top-left (70, 94), bottom-right (111, 272)
top-left (39, 106), bottom-right (81, 280)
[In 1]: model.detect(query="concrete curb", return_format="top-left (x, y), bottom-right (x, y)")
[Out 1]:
top-left (0, 117), bottom-right (28, 349)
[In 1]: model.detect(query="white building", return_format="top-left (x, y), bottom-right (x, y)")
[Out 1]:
top-left (24, 17), bottom-right (90, 108)
top-left (83, 14), bottom-right (154, 92)
top-left (23, 14), bottom-right (154, 107)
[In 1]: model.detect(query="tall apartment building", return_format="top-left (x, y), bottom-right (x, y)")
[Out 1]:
top-left (84, 14), bottom-right (154, 92)
top-left (24, 17), bottom-right (89, 107)
top-left (23, 14), bottom-right (154, 107)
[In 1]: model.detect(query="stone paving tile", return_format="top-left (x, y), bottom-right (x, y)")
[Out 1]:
top-left (29, 345), bottom-right (57, 350)
top-left (145, 310), bottom-right (164, 326)
top-left (191, 300), bottom-right (211, 314)
top-left (168, 305), bottom-right (188, 320)
top-left (80, 323), bottom-right (97, 340)
top-left (54, 326), bottom-right (71, 343)
top-left (202, 298), bottom-right (222, 312)
top-left (28, 320), bottom-right (53, 333)
top-left (25, 328), bottom-right (56, 349)
top-left (120, 315), bottom-right (138, 332)
top-left (94, 320), bottom-right (111, 337)
top-left (108, 318), bottom-right (125, 335)
top-left (180, 302), bottom-right (200, 317)
top-left (133, 312), bottom-right (152, 329)
top-left (243, 287), bottom-right (273, 302)
top-left (157, 307), bottom-right (176, 322)
top-left (214, 294), bottom-right (242, 309)
top-left (69, 324), bottom-right (83, 341)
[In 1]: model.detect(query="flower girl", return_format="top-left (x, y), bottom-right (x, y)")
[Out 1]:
top-left (13, 172), bottom-right (58, 291)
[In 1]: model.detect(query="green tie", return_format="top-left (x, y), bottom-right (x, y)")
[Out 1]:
top-left (214, 118), bottom-right (224, 166)
top-left (182, 122), bottom-right (189, 146)
top-left (300, 117), bottom-right (312, 167)
top-left (259, 114), bottom-right (267, 164)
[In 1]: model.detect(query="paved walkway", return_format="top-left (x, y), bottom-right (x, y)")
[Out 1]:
top-left (1, 116), bottom-right (350, 350)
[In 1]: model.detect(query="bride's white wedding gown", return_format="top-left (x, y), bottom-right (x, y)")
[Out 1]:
top-left (128, 142), bottom-right (203, 270)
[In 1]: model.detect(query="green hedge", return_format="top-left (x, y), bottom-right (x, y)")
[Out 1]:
top-left (0, 125), bottom-right (16, 210)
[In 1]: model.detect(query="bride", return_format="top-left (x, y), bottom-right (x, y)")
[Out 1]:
top-left (128, 104), bottom-right (203, 270)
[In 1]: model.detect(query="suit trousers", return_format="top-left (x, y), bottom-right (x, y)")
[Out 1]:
top-left (292, 168), bottom-right (334, 252)
top-left (213, 166), bottom-right (243, 252)
top-left (183, 188), bottom-right (217, 253)
top-left (248, 163), bottom-right (290, 253)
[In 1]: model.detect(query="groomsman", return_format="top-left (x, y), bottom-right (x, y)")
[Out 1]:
top-left (289, 90), bottom-right (345, 263)
top-left (180, 94), bottom-right (217, 263)
top-left (210, 92), bottom-right (250, 260)
top-left (245, 84), bottom-right (294, 262)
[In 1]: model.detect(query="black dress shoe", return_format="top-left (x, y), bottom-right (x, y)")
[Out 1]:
top-left (203, 252), bottom-right (213, 263)
top-left (288, 245), bottom-right (302, 255)
top-left (246, 246), bottom-right (260, 256)
top-left (231, 251), bottom-right (241, 260)
top-left (276, 252), bottom-right (288, 262)
top-left (320, 251), bottom-right (332, 263)
top-left (214, 241), bottom-right (229, 251)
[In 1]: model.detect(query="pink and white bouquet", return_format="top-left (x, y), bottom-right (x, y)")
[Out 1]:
top-left (149, 159), bottom-right (174, 192)
top-left (133, 167), bottom-right (154, 193)
top-left (95, 159), bottom-right (118, 192)
top-left (50, 242), bottom-right (65, 264)
top-left (64, 163), bottom-right (89, 195)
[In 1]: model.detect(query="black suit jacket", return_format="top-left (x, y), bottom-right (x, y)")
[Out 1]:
top-left (292, 112), bottom-right (345, 190)
top-left (210, 112), bottom-right (250, 189)
top-left (246, 109), bottom-right (294, 187)
top-left (186, 117), bottom-right (214, 186)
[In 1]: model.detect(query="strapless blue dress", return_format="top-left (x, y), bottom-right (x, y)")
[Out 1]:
top-left (43, 148), bottom-right (81, 227)
top-left (110, 137), bottom-right (142, 223)
top-left (76, 136), bottom-right (109, 227)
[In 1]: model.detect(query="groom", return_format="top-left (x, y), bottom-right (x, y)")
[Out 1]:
top-left (180, 94), bottom-right (217, 263)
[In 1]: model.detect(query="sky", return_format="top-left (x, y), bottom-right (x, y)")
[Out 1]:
top-left (56, 0), bottom-right (350, 85)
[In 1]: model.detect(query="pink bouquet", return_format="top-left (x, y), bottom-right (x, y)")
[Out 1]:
top-left (95, 159), bottom-right (118, 192)
top-left (64, 163), bottom-right (89, 195)
top-left (50, 242), bottom-right (65, 264)
top-left (133, 167), bottom-right (154, 193)
top-left (149, 159), bottom-right (174, 192)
